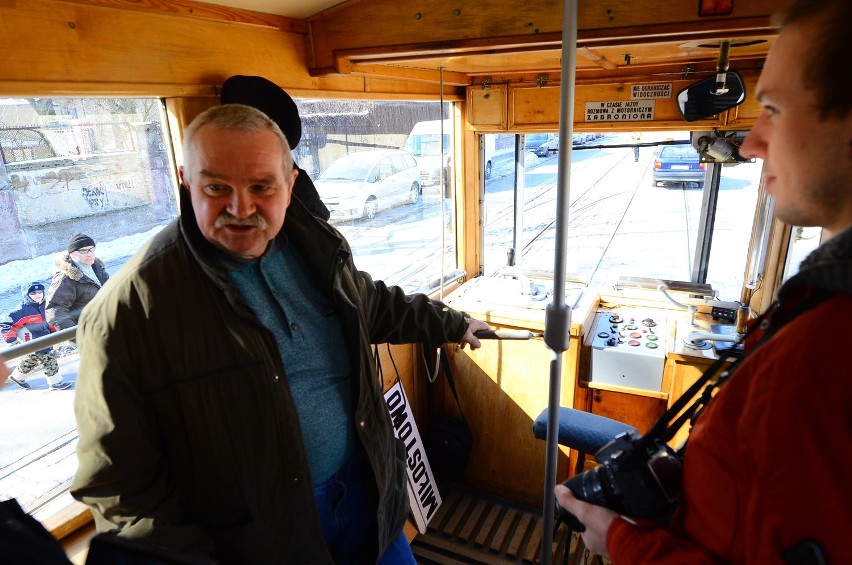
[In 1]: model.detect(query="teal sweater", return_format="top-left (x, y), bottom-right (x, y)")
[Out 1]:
top-left (231, 244), bottom-right (353, 485)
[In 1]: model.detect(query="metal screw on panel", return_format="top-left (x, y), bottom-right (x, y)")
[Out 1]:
top-left (414, 12), bottom-right (422, 19)
top-left (454, 8), bottom-right (461, 16)
top-left (68, 22), bottom-right (76, 29)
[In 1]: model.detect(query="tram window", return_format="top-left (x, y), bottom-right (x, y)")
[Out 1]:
top-left (482, 131), bottom-right (763, 302)
top-left (782, 226), bottom-right (823, 283)
top-left (293, 100), bottom-right (457, 293)
top-left (0, 96), bottom-right (178, 519)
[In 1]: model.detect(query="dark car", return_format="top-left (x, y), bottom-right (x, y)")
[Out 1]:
top-left (651, 145), bottom-right (706, 187)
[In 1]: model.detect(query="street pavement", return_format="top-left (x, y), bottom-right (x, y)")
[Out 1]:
top-left (0, 352), bottom-right (79, 520)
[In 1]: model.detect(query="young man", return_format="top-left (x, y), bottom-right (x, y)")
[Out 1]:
top-left (555, 0), bottom-right (852, 563)
top-left (71, 104), bottom-right (488, 564)
top-left (1, 282), bottom-right (72, 390)
top-left (45, 233), bottom-right (110, 330)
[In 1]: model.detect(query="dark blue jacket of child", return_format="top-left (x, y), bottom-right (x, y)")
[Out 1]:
top-left (1, 282), bottom-right (56, 355)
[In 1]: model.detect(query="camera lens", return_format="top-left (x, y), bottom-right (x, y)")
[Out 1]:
top-left (563, 465), bottom-right (609, 507)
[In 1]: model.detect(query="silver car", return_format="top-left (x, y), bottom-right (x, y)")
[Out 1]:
top-left (314, 149), bottom-right (422, 220)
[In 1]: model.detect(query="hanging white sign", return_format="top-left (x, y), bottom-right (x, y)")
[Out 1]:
top-left (585, 100), bottom-right (656, 122)
top-left (384, 381), bottom-right (442, 534)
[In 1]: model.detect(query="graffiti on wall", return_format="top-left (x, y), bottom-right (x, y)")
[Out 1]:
top-left (8, 155), bottom-right (151, 226)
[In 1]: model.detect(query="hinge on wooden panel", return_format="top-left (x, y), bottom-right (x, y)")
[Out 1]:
top-left (537, 74), bottom-right (548, 88)
top-left (681, 65), bottom-right (696, 79)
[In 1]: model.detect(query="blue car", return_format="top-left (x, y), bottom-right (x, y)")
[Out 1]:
top-left (651, 145), bottom-right (706, 187)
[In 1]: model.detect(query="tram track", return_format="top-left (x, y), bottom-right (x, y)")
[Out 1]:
top-left (338, 145), bottom-right (705, 292)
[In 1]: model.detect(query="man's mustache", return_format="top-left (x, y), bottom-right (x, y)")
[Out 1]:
top-left (214, 213), bottom-right (268, 230)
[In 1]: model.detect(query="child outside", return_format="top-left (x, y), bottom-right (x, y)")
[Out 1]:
top-left (1, 282), bottom-right (72, 391)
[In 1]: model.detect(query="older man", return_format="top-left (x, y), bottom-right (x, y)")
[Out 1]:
top-left (46, 233), bottom-right (110, 330)
top-left (555, 0), bottom-right (852, 563)
top-left (71, 104), bottom-right (488, 564)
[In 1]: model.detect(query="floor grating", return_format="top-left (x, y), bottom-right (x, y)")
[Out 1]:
top-left (411, 485), bottom-right (608, 565)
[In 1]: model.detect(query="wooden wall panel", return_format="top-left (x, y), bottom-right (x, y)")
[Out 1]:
top-left (0, 0), bottom-right (452, 98)
top-left (443, 338), bottom-right (579, 507)
top-left (509, 86), bottom-right (562, 131)
top-left (467, 84), bottom-right (507, 129)
top-left (468, 72), bottom-right (763, 132)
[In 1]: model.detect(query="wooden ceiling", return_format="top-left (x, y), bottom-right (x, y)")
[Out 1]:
top-left (299, 0), bottom-right (786, 88)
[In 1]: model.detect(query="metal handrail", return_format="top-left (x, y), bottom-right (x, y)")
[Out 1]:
top-left (2, 326), bottom-right (77, 361)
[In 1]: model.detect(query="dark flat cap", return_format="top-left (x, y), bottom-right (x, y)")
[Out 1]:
top-left (220, 75), bottom-right (302, 149)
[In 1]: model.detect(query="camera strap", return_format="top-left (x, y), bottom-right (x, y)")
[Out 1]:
top-left (645, 289), bottom-right (837, 449)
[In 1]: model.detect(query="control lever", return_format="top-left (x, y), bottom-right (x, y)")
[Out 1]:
top-left (474, 329), bottom-right (543, 340)
top-left (657, 283), bottom-right (698, 326)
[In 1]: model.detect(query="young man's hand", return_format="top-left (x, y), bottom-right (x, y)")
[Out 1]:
top-left (554, 484), bottom-right (619, 558)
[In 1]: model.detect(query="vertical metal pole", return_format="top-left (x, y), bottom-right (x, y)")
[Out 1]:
top-left (691, 162), bottom-right (722, 283)
top-left (439, 67), bottom-right (447, 301)
top-left (513, 135), bottom-right (527, 261)
top-left (541, 0), bottom-right (578, 563)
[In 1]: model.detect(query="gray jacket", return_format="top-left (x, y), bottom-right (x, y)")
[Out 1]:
top-left (71, 195), bottom-right (467, 564)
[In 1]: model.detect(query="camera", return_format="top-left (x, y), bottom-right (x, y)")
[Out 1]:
top-left (557, 431), bottom-right (682, 530)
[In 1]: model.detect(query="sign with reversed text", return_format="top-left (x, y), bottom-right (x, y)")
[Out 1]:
top-left (384, 381), bottom-right (442, 534)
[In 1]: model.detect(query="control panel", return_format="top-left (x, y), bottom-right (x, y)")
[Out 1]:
top-left (589, 310), bottom-right (668, 392)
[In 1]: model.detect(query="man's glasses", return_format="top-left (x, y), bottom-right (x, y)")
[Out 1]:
top-left (28, 290), bottom-right (44, 296)
top-left (75, 247), bottom-right (96, 255)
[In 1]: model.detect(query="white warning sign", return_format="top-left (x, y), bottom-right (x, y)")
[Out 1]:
top-left (631, 83), bottom-right (672, 99)
top-left (585, 100), bottom-right (655, 122)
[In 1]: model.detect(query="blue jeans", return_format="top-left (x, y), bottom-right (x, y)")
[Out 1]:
top-left (314, 448), bottom-right (416, 565)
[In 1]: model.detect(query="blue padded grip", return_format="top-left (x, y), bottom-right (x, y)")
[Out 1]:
top-left (532, 407), bottom-right (638, 455)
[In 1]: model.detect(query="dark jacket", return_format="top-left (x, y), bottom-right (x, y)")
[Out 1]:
top-left (45, 253), bottom-right (110, 329)
top-left (294, 164), bottom-right (330, 221)
top-left (1, 291), bottom-right (55, 355)
top-left (71, 195), bottom-right (467, 564)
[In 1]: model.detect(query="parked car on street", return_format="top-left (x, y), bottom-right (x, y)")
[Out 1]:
top-left (524, 134), bottom-right (549, 154)
top-left (314, 149), bottom-right (422, 220)
top-left (532, 134), bottom-right (559, 157)
top-left (651, 145), bottom-right (706, 187)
